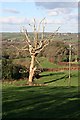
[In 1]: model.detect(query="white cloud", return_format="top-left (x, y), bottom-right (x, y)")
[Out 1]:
top-left (35, 2), bottom-right (78, 10)
top-left (46, 18), bottom-right (65, 24)
top-left (47, 8), bottom-right (72, 16)
top-left (47, 10), bottom-right (58, 16)
top-left (0, 16), bottom-right (32, 24)
top-left (2, 8), bottom-right (20, 14)
top-left (56, 8), bottom-right (72, 14)
top-left (64, 12), bottom-right (78, 22)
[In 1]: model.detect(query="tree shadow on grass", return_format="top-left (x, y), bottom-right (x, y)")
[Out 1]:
top-left (2, 86), bottom-right (80, 119)
top-left (44, 75), bottom-right (68, 84)
top-left (40, 72), bottom-right (65, 78)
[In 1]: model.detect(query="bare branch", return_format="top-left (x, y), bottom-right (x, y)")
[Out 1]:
top-left (35, 40), bottom-right (43, 51)
top-left (47, 26), bottom-right (61, 41)
top-left (34, 18), bottom-right (37, 32)
top-left (42, 19), bottom-right (45, 39)
top-left (23, 28), bottom-right (31, 44)
top-left (22, 27), bottom-right (35, 55)
top-left (21, 48), bottom-right (29, 51)
top-left (9, 45), bottom-right (20, 57)
top-left (39, 40), bottom-right (49, 52)
top-left (21, 44), bottom-right (28, 49)
top-left (33, 18), bottom-right (38, 49)
top-left (55, 26), bottom-right (61, 33)
top-left (10, 45), bottom-right (19, 51)
top-left (10, 44), bottom-right (29, 52)
top-left (35, 58), bottom-right (43, 68)
top-left (38, 17), bottom-right (46, 33)
top-left (35, 40), bottom-right (49, 54)
top-left (56, 47), bottom-right (64, 55)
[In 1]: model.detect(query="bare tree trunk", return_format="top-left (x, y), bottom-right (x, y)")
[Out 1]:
top-left (28, 55), bottom-right (36, 85)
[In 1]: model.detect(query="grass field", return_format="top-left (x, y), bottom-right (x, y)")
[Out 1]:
top-left (2, 70), bottom-right (80, 119)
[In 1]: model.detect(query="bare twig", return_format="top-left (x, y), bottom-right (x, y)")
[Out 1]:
top-left (42, 19), bottom-right (45, 39)
top-left (10, 45), bottom-right (19, 51)
top-left (38, 17), bottom-right (46, 33)
top-left (34, 18), bottom-right (37, 32)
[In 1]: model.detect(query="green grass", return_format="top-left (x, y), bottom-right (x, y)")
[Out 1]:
top-left (35, 71), bottom-right (78, 86)
top-left (2, 70), bottom-right (79, 119)
top-left (40, 58), bottom-right (59, 68)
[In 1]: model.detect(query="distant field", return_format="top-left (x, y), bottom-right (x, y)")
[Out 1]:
top-left (2, 32), bottom-right (78, 43)
top-left (2, 32), bottom-right (24, 40)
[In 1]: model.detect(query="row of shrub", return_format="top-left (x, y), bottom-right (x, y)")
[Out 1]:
top-left (2, 58), bottom-right (29, 80)
top-left (58, 62), bottom-right (79, 66)
top-left (2, 57), bottom-right (42, 81)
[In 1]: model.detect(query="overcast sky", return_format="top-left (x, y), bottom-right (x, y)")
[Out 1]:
top-left (0, 0), bottom-right (79, 33)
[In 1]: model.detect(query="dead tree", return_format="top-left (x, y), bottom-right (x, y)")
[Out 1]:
top-left (11, 18), bottom-right (60, 85)
top-left (22, 18), bottom-right (50, 85)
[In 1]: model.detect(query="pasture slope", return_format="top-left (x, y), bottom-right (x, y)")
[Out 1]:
top-left (2, 70), bottom-right (80, 119)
